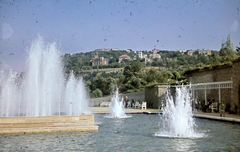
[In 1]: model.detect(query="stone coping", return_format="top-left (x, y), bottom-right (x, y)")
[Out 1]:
top-left (90, 107), bottom-right (240, 123)
top-left (0, 115), bottom-right (98, 134)
top-left (193, 114), bottom-right (240, 123)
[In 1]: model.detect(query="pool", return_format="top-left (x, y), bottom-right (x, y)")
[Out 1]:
top-left (0, 114), bottom-right (240, 151)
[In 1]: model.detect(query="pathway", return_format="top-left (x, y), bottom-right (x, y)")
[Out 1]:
top-left (89, 107), bottom-right (240, 123)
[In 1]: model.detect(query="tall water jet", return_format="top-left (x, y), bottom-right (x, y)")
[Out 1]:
top-left (155, 86), bottom-right (204, 138)
top-left (0, 70), bottom-right (20, 117)
top-left (0, 36), bottom-right (90, 117)
top-left (105, 88), bottom-right (131, 118)
top-left (64, 72), bottom-right (90, 115)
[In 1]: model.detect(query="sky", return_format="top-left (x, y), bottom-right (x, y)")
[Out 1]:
top-left (0, 0), bottom-right (240, 72)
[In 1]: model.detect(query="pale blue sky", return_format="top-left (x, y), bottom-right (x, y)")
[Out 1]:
top-left (0, 0), bottom-right (240, 71)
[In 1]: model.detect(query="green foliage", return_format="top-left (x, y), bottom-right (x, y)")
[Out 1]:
top-left (63, 50), bottom-right (134, 74)
top-left (143, 68), bottom-right (177, 85)
top-left (145, 68), bottom-right (159, 83)
top-left (219, 35), bottom-right (238, 62)
top-left (92, 89), bottom-right (103, 98)
top-left (129, 76), bottom-right (141, 89)
top-left (62, 48), bottom-right (226, 95)
top-left (130, 60), bottom-right (145, 75)
top-left (172, 71), bottom-right (181, 80)
top-left (123, 65), bottom-right (133, 80)
top-left (90, 77), bottom-right (112, 96)
top-left (212, 52), bottom-right (220, 65)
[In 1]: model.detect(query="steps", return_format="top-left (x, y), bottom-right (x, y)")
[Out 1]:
top-left (0, 115), bottom-right (98, 134)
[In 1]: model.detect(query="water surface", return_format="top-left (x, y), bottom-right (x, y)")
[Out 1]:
top-left (0, 114), bottom-right (240, 151)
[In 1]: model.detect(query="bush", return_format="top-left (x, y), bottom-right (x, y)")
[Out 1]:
top-left (92, 89), bottom-right (103, 98)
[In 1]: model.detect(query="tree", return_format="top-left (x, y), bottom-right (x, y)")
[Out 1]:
top-left (130, 60), bottom-right (144, 76)
top-left (123, 65), bottom-right (133, 79)
top-left (172, 71), bottom-right (180, 80)
top-left (90, 77), bottom-right (111, 95)
top-left (125, 76), bottom-right (141, 89)
top-left (109, 58), bottom-right (117, 64)
top-left (92, 89), bottom-right (103, 98)
top-left (213, 52), bottom-right (220, 65)
top-left (219, 35), bottom-right (238, 62)
top-left (145, 68), bottom-right (159, 83)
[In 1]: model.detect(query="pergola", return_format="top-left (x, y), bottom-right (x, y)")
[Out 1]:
top-left (171, 81), bottom-right (233, 111)
top-left (190, 81), bottom-right (233, 105)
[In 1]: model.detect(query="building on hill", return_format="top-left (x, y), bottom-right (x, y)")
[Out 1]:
top-left (133, 49), bottom-right (161, 62)
top-left (126, 49), bottom-right (132, 53)
top-left (152, 48), bottom-right (160, 53)
top-left (149, 49), bottom-right (161, 60)
top-left (175, 49), bottom-right (186, 53)
top-left (119, 54), bottom-right (131, 63)
top-left (91, 52), bottom-right (98, 60)
top-left (133, 51), bottom-right (147, 60)
top-left (90, 52), bottom-right (108, 66)
top-left (175, 49), bottom-right (186, 55)
top-left (138, 51), bottom-right (144, 59)
top-left (187, 50), bottom-right (197, 56)
top-left (187, 49), bottom-right (211, 56)
top-left (197, 49), bottom-right (211, 56)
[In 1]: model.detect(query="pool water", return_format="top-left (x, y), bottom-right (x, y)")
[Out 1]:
top-left (0, 114), bottom-right (240, 151)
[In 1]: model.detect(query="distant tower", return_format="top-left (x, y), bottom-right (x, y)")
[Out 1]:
top-left (95, 52), bottom-right (98, 59)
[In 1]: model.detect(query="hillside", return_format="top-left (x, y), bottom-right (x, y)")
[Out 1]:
top-left (62, 49), bottom-right (219, 98)
top-left (63, 49), bottom-right (215, 75)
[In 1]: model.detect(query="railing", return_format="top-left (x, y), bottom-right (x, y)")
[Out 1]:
top-left (171, 81), bottom-right (233, 90)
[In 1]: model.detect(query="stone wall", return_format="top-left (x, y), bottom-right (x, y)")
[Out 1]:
top-left (90, 96), bottom-right (112, 107)
top-left (187, 66), bottom-right (233, 107)
top-left (232, 58), bottom-right (240, 114)
top-left (121, 90), bottom-right (145, 103)
top-left (145, 85), bottom-right (168, 109)
top-left (186, 60), bottom-right (240, 114)
top-left (187, 66), bottom-right (232, 83)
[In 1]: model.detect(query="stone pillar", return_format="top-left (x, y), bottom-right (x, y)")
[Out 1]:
top-left (145, 85), bottom-right (168, 109)
top-left (205, 86), bottom-right (207, 105)
top-left (232, 58), bottom-right (240, 114)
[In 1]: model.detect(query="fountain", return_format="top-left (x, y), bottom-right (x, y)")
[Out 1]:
top-left (105, 88), bottom-right (131, 118)
top-left (155, 86), bottom-right (204, 138)
top-left (0, 36), bottom-right (98, 133)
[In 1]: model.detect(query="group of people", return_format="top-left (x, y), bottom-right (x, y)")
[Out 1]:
top-left (205, 99), bottom-right (225, 117)
top-left (208, 99), bottom-right (216, 110)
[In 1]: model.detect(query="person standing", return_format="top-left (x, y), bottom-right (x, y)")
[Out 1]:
top-left (124, 96), bottom-right (129, 108)
top-left (220, 101), bottom-right (225, 117)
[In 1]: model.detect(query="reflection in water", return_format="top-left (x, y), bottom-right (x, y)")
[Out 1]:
top-left (173, 139), bottom-right (196, 152)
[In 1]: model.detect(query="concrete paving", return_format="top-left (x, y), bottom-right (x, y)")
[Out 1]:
top-left (89, 107), bottom-right (162, 114)
top-left (89, 107), bottom-right (240, 123)
top-left (193, 111), bottom-right (240, 123)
